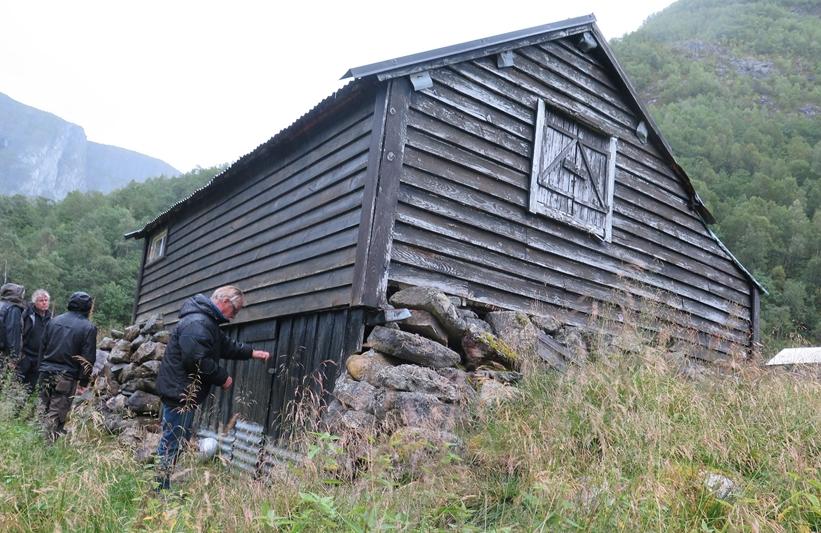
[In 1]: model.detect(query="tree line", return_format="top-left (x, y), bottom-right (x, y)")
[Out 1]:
top-left (0, 168), bottom-right (219, 328)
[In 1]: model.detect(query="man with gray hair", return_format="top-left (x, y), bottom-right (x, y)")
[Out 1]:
top-left (19, 289), bottom-right (52, 391)
top-left (154, 285), bottom-right (270, 490)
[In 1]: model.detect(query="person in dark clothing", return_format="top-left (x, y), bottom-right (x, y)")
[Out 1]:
top-left (155, 285), bottom-right (270, 490)
top-left (0, 283), bottom-right (26, 374)
top-left (38, 291), bottom-right (97, 443)
top-left (18, 289), bottom-right (52, 391)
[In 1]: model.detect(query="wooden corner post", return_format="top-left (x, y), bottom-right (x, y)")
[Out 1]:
top-left (353, 78), bottom-right (412, 308)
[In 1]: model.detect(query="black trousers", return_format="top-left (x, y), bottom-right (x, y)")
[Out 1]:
top-left (16, 355), bottom-right (39, 392)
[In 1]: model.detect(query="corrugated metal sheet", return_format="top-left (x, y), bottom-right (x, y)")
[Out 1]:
top-left (767, 347), bottom-right (821, 366)
top-left (196, 420), bottom-right (306, 478)
top-left (231, 420), bottom-right (265, 475)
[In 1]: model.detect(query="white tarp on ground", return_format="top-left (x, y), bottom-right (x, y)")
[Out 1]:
top-left (766, 347), bottom-right (821, 366)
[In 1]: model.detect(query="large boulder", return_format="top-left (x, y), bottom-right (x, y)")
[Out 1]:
top-left (140, 315), bottom-right (165, 335)
top-left (105, 394), bottom-right (128, 414)
top-left (345, 350), bottom-right (395, 382)
top-left (122, 325), bottom-right (141, 342)
top-left (383, 426), bottom-right (463, 481)
top-left (332, 373), bottom-right (377, 413)
top-left (478, 379), bottom-right (522, 407)
top-left (140, 360), bottom-right (162, 377)
top-left (126, 390), bottom-right (161, 415)
top-left (102, 411), bottom-right (127, 433)
top-left (98, 337), bottom-right (116, 351)
top-left (389, 287), bottom-right (467, 341)
top-left (366, 327), bottom-right (460, 369)
top-left (531, 314), bottom-right (562, 335)
top-left (485, 311), bottom-right (539, 360)
top-left (464, 317), bottom-right (492, 334)
top-left (322, 400), bottom-right (377, 436)
top-left (130, 335), bottom-right (147, 352)
top-left (121, 378), bottom-right (158, 395)
top-left (437, 367), bottom-right (479, 405)
top-left (555, 327), bottom-right (589, 363)
top-left (132, 341), bottom-right (160, 365)
top-left (92, 350), bottom-right (108, 376)
top-left (108, 339), bottom-right (132, 364)
top-left (117, 364), bottom-right (137, 384)
top-left (374, 390), bottom-right (461, 432)
top-left (398, 310), bottom-right (448, 345)
top-left (130, 363), bottom-right (159, 380)
top-left (371, 364), bottom-right (459, 402)
top-left (107, 347), bottom-right (131, 365)
top-left (151, 330), bottom-right (171, 344)
top-left (461, 330), bottom-right (518, 370)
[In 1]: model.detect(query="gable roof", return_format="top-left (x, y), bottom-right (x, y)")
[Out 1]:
top-left (125, 14), bottom-right (764, 293)
top-left (342, 15), bottom-right (597, 80)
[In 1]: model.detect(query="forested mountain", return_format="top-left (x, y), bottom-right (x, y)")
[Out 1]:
top-left (0, 168), bottom-right (218, 327)
top-left (612, 0), bottom-right (820, 344)
top-left (0, 92), bottom-right (180, 199)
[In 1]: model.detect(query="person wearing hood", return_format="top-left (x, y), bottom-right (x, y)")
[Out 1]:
top-left (37, 291), bottom-right (97, 443)
top-left (18, 289), bottom-right (52, 391)
top-left (0, 283), bottom-right (26, 373)
top-left (155, 285), bottom-right (270, 490)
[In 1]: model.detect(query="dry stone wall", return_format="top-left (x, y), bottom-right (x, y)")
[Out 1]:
top-left (322, 285), bottom-right (596, 447)
top-left (88, 315), bottom-right (168, 459)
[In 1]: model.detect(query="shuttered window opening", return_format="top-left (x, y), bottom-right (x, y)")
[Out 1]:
top-left (529, 99), bottom-right (617, 242)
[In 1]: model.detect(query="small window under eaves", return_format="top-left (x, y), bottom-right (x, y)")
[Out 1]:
top-left (529, 99), bottom-right (617, 241)
top-left (147, 229), bottom-right (167, 264)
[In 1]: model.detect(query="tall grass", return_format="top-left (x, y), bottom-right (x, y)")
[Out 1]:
top-left (0, 333), bottom-right (817, 531)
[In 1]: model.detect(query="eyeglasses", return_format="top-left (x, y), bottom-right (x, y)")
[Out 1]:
top-left (226, 300), bottom-right (242, 316)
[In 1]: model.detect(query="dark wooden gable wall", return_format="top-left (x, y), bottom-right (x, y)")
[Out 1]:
top-left (134, 87), bottom-right (380, 326)
top-left (385, 37), bottom-right (754, 357)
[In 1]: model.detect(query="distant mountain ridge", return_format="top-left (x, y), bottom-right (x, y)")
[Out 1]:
top-left (0, 92), bottom-right (179, 199)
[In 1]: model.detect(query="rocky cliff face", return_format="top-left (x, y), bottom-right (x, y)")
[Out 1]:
top-left (0, 92), bottom-right (179, 199)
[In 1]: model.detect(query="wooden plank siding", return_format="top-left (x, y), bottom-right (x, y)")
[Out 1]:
top-left (134, 93), bottom-right (378, 326)
top-left (197, 307), bottom-right (364, 438)
top-left (386, 38), bottom-right (754, 356)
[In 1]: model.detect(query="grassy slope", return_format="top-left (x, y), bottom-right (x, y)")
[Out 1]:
top-left (0, 335), bottom-right (817, 532)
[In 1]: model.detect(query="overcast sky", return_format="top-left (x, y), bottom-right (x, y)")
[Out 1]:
top-left (0, 0), bottom-right (676, 173)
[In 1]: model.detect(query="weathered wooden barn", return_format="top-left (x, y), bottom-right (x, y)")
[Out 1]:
top-left (125, 15), bottom-right (764, 436)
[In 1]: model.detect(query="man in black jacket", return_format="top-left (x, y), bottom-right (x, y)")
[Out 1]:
top-left (38, 291), bottom-right (97, 443)
top-left (0, 283), bottom-right (26, 374)
top-left (18, 289), bottom-right (52, 391)
top-left (155, 285), bottom-right (270, 490)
